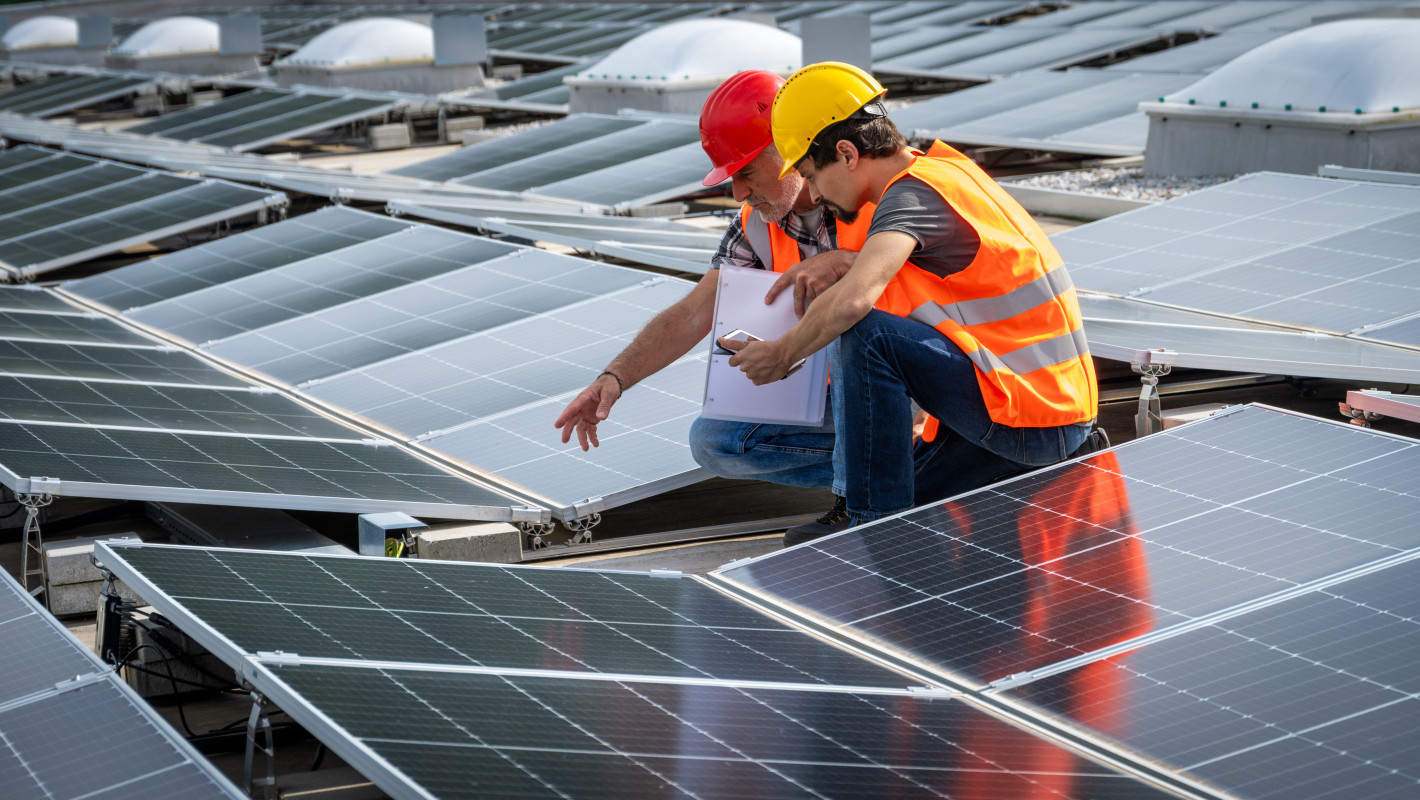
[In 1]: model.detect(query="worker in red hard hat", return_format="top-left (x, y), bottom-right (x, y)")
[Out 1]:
top-left (554, 69), bottom-right (870, 499)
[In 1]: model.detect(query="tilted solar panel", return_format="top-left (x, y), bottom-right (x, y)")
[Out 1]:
top-left (0, 569), bottom-right (245, 800)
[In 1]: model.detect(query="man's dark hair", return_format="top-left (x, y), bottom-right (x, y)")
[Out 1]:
top-left (803, 110), bottom-right (907, 170)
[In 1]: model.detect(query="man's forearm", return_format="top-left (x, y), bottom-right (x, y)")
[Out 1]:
top-left (603, 271), bottom-right (717, 388)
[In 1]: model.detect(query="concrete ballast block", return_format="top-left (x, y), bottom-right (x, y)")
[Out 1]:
top-left (417, 522), bottom-right (521, 563)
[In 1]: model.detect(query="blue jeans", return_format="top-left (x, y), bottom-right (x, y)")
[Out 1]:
top-left (837, 310), bottom-right (1089, 522)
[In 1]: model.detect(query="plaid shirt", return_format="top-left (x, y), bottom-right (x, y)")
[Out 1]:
top-left (711, 205), bottom-right (839, 271)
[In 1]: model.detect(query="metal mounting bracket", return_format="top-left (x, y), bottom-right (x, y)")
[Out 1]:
top-left (1131, 360), bottom-right (1173, 438)
top-left (1339, 401), bottom-right (1383, 428)
top-left (519, 520), bottom-right (555, 550)
top-left (17, 481), bottom-right (57, 603)
top-left (243, 690), bottom-right (278, 800)
top-left (565, 512), bottom-right (601, 545)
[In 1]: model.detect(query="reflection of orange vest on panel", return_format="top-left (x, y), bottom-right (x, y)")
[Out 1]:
top-left (736, 202), bottom-right (875, 274)
top-left (946, 452), bottom-right (1149, 799)
top-left (874, 141), bottom-right (1097, 432)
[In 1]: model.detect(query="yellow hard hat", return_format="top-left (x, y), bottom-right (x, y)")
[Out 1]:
top-left (772, 61), bottom-right (887, 180)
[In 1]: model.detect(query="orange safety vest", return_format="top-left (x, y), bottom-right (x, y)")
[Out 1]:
top-left (875, 141), bottom-right (1097, 431)
top-left (736, 202), bottom-right (875, 274)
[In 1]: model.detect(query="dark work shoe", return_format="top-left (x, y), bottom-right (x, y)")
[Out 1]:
top-left (1068, 427), bottom-right (1111, 459)
top-left (783, 495), bottom-right (855, 547)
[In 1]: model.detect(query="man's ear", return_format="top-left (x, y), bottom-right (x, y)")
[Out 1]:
top-left (836, 139), bottom-right (859, 170)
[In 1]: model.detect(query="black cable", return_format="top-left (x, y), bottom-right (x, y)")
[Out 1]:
top-left (113, 643), bottom-right (197, 738)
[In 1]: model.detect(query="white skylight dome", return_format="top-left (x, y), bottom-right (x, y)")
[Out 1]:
top-left (1164, 19), bottom-right (1420, 114)
top-left (112, 16), bottom-right (219, 57)
top-left (280, 17), bottom-right (433, 68)
top-left (2, 16), bottom-right (77, 50)
top-left (569, 19), bottom-right (801, 86)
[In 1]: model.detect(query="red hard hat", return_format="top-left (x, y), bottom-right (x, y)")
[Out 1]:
top-left (699, 70), bottom-right (785, 186)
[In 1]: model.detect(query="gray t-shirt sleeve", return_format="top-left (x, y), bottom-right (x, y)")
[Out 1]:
top-left (865, 176), bottom-right (980, 279)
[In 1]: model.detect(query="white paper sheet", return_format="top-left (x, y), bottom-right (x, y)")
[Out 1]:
top-left (701, 266), bottom-right (829, 425)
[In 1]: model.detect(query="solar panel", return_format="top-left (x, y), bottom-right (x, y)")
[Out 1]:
top-left (203, 96), bottom-right (395, 152)
top-left (93, 545), bottom-right (910, 688)
top-left (205, 249), bottom-right (652, 385)
top-left (389, 114), bottom-right (645, 182)
top-left (128, 228), bottom-right (519, 345)
top-left (302, 275), bottom-right (690, 436)
top-left (0, 569), bottom-right (245, 800)
top-left (711, 405), bottom-right (1420, 689)
top-left (997, 552), bottom-right (1420, 800)
top-left (1080, 293), bottom-right (1420, 384)
top-left (68, 206), bottom-right (417, 313)
top-left (869, 25), bottom-right (982, 61)
top-left (127, 89), bottom-right (286, 137)
top-left (65, 210), bottom-right (708, 522)
top-left (1, 180), bottom-right (284, 277)
top-left (95, 541), bottom-right (1186, 800)
top-left (128, 89), bottom-right (396, 151)
top-left (0, 150), bottom-right (285, 279)
top-left (454, 119), bottom-right (699, 194)
top-left (1345, 389), bottom-right (1420, 425)
top-left (0, 145), bottom-right (56, 170)
top-left (531, 140), bottom-right (715, 209)
top-left (1105, 30), bottom-right (1288, 73)
top-left (0, 420), bottom-right (527, 520)
top-left (933, 27), bottom-right (1172, 81)
top-left (875, 26), bottom-right (1057, 76)
top-left (1055, 173), bottom-right (1420, 345)
top-left (2, 75), bottom-right (153, 118)
top-left (0, 149), bottom-right (104, 191)
top-left (893, 70), bottom-right (1116, 136)
top-left (1012, 1), bottom-right (1148, 27)
top-left (417, 355), bottom-right (706, 516)
top-left (0, 161), bottom-right (147, 216)
top-left (0, 309), bottom-right (154, 346)
top-left (0, 74), bottom-right (89, 112)
top-left (0, 339), bottom-right (251, 386)
top-left (0, 375), bottom-right (358, 438)
top-left (0, 286), bottom-right (80, 313)
top-left (389, 200), bottom-right (720, 273)
top-left (253, 665), bottom-right (1178, 800)
top-left (896, 71), bottom-right (1199, 156)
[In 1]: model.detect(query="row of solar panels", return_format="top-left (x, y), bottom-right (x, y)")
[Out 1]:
top-left (92, 398), bottom-right (1420, 799)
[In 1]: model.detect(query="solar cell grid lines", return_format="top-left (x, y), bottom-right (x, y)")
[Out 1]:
top-left (0, 148), bottom-right (285, 279)
top-left (0, 569), bottom-right (244, 800)
top-left (1078, 293), bottom-right (1420, 384)
top-left (388, 200), bottom-right (721, 273)
top-left (302, 274), bottom-right (691, 435)
top-left (0, 421), bottom-right (526, 519)
top-left (1055, 173), bottom-right (1420, 348)
top-left (96, 545), bottom-right (912, 688)
top-left (999, 550), bottom-right (1420, 800)
top-left (387, 114), bottom-right (710, 209)
top-left (68, 206), bottom-right (416, 312)
top-left (0, 308), bottom-right (154, 345)
top-left (0, 374), bottom-right (359, 438)
top-left (204, 248), bottom-right (656, 386)
top-left (0, 74), bottom-right (154, 117)
top-left (256, 665), bottom-right (1179, 800)
top-left (0, 339), bottom-right (251, 387)
top-left (711, 405), bottom-right (1420, 689)
top-left (124, 88), bottom-right (397, 151)
top-left (127, 227), bottom-right (519, 346)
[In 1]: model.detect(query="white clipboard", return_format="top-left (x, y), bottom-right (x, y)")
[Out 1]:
top-left (701, 266), bottom-right (829, 425)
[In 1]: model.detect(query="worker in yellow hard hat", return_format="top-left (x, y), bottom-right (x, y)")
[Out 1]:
top-left (719, 62), bottom-right (1103, 545)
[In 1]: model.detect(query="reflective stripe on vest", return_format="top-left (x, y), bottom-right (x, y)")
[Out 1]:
top-left (878, 141), bottom-right (1097, 428)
